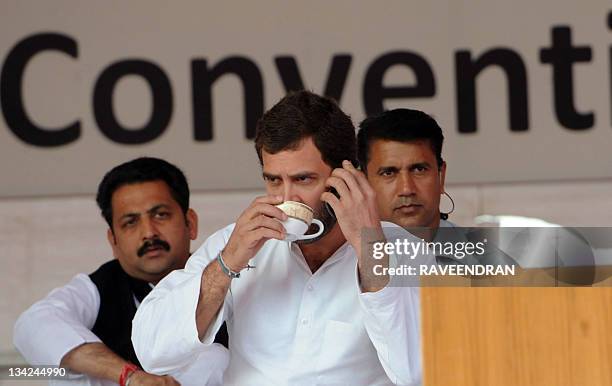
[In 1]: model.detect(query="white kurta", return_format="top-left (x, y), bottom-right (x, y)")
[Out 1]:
top-left (133, 222), bottom-right (422, 386)
top-left (14, 272), bottom-right (228, 386)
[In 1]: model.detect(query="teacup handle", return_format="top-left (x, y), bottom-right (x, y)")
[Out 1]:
top-left (295, 219), bottom-right (324, 240)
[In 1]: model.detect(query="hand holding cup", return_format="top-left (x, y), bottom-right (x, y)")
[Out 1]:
top-left (222, 195), bottom-right (287, 271)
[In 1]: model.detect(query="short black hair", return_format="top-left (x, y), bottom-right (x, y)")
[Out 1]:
top-left (358, 108), bottom-right (445, 170)
top-left (254, 90), bottom-right (357, 169)
top-left (96, 157), bottom-right (190, 229)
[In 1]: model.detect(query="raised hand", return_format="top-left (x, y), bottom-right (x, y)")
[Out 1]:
top-left (322, 160), bottom-right (388, 291)
top-left (221, 195), bottom-right (287, 272)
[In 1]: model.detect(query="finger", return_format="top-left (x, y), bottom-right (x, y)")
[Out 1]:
top-left (250, 227), bottom-right (285, 242)
top-left (321, 191), bottom-right (341, 215)
top-left (342, 160), bottom-right (376, 198)
top-left (239, 196), bottom-right (284, 224)
top-left (246, 215), bottom-right (286, 235)
top-left (325, 176), bottom-right (351, 204)
top-left (253, 194), bottom-right (284, 204)
top-left (331, 167), bottom-right (364, 201)
top-left (246, 203), bottom-right (288, 221)
top-left (252, 195), bottom-right (284, 206)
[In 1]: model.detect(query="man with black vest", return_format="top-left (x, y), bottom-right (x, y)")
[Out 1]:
top-left (14, 157), bottom-right (228, 386)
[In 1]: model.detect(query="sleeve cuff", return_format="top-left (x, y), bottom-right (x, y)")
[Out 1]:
top-left (173, 266), bottom-right (227, 350)
top-left (51, 325), bottom-right (102, 367)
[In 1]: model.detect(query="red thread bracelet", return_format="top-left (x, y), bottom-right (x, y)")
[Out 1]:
top-left (119, 363), bottom-right (139, 386)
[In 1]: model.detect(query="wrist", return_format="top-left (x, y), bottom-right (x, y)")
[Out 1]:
top-left (217, 251), bottom-right (243, 279)
top-left (217, 249), bottom-right (256, 279)
top-left (119, 363), bottom-right (139, 386)
top-left (220, 248), bottom-right (244, 272)
top-left (124, 370), bottom-right (140, 386)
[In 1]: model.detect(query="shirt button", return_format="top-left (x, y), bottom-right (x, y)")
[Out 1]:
top-left (301, 319), bottom-right (309, 325)
top-left (307, 284), bottom-right (314, 291)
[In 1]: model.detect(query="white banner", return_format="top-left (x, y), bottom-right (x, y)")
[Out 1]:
top-left (1, 0), bottom-right (611, 196)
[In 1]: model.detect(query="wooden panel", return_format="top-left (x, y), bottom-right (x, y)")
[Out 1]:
top-left (422, 288), bottom-right (612, 386)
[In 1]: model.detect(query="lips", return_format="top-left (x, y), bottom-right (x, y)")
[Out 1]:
top-left (143, 245), bottom-right (163, 253)
top-left (395, 204), bottom-right (421, 214)
top-left (140, 245), bottom-right (165, 257)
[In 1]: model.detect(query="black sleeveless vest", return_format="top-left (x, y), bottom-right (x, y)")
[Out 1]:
top-left (89, 260), bottom-right (151, 367)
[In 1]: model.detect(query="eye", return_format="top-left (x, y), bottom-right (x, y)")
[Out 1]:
top-left (122, 217), bottom-right (137, 228)
top-left (379, 169), bottom-right (396, 178)
top-left (264, 176), bottom-right (281, 186)
top-left (412, 165), bottom-right (429, 174)
top-left (154, 211), bottom-right (170, 219)
top-left (295, 176), bottom-right (313, 184)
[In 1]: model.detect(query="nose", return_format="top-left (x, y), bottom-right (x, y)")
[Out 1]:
top-left (398, 171), bottom-right (417, 196)
top-left (283, 182), bottom-right (301, 203)
top-left (140, 217), bottom-right (159, 240)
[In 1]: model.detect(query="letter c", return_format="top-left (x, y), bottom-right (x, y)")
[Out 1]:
top-left (0, 33), bottom-right (80, 147)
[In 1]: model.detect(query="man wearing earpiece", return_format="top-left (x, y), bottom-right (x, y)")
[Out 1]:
top-left (357, 109), bottom-right (452, 232)
top-left (357, 109), bottom-right (515, 269)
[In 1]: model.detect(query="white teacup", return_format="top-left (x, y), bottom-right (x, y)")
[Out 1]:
top-left (275, 201), bottom-right (325, 242)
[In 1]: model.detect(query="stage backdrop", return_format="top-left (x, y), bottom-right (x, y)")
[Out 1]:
top-left (1, 0), bottom-right (611, 197)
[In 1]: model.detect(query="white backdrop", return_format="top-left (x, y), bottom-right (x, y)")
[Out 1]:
top-left (1, 0), bottom-right (611, 197)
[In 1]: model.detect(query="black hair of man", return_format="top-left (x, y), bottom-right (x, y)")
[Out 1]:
top-left (96, 157), bottom-right (190, 230)
top-left (357, 108), bottom-right (445, 170)
top-left (254, 90), bottom-right (358, 169)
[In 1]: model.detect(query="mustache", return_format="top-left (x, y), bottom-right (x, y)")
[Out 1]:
top-left (137, 238), bottom-right (170, 257)
top-left (394, 196), bottom-right (420, 208)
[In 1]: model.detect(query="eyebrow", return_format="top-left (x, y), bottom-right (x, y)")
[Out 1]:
top-left (290, 172), bottom-right (318, 179)
top-left (409, 162), bottom-right (432, 170)
top-left (262, 172), bottom-right (318, 179)
top-left (377, 162), bottom-right (433, 174)
top-left (377, 166), bottom-right (399, 174)
top-left (118, 204), bottom-right (170, 222)
top-left (262, 172), bottom-right (279, 180)
top-left (147, 204), bottom-right (170, 214)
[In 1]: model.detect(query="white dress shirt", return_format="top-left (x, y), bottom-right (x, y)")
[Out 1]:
top-left (14, 272), bottom-right (229, 386)
top-left (133, 222), bottom-right (422, 386)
